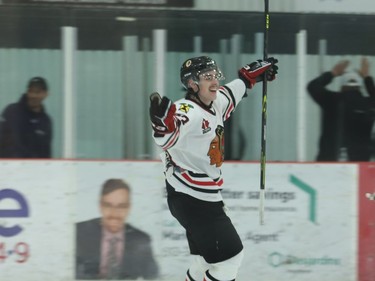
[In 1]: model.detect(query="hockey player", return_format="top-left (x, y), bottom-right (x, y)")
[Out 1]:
top-left (149, 56), bottom-right (278, 281)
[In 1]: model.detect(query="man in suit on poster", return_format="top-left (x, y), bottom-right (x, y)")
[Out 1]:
top-left (75, 179), bottom-right (159, 280)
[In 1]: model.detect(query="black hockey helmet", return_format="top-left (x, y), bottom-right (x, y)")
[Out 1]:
top-left (180, 56), bottom-right (223, 89)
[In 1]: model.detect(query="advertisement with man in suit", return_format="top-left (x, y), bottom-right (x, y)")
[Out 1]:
top-left (75, 178), bottom-right (159, 280)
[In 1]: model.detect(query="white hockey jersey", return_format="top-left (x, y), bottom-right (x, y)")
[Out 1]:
top-left (153, 79), bottom-right (247, 202)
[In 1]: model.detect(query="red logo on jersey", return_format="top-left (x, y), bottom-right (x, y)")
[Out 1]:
top-left (202, 119), bottom-right (211, 134)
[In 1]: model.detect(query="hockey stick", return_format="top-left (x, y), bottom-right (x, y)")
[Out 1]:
top-left (259, 0), bottom-right (269, 225)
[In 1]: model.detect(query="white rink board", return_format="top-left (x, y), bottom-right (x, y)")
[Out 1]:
top-left (222, 163), bottom-right (358, 281)
top-left (0, 161), bottom-right (358, 281)
top-left (0, 161), bottom-right (75, 281)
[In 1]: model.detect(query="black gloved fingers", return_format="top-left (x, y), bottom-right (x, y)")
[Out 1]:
top-left (266, 57), bottom-right (278, 65)
top-left (150, 94), bottom-right (173, 119)
top-left (150, 92), bottom-right (162, 104)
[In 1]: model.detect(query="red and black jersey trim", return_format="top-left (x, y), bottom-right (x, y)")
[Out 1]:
top-left (172, 170), bottom-right (223, 194)
top-left (221, 85), bottom-right (236, 107)
top-left (160, 125), bottom-right (181, 150)
top-left (219, 85), bottom-right (236, 121)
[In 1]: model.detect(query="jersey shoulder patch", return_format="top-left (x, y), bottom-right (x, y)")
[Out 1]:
top-left (176, 102), bottom-right (194, 114)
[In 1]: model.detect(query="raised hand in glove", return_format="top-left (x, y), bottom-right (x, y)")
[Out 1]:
top-left (238, 57), bottom-right (278, 89)
top-left (149, 92), bottom-right (176, 135)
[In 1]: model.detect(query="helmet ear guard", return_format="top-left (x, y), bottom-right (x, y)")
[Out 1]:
top-left (186, 78), bottom-right (200, 94)
top-left (188, 78), bottom-right (199, 87)
top-left (180, 56), bottom-right (222, 89)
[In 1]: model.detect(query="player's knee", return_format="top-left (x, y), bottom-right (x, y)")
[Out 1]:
top-left (206, 250), bottom-right (244, 280)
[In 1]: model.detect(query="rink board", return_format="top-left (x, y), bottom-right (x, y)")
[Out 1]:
top-left (0, 160), bottom-right (371, 281)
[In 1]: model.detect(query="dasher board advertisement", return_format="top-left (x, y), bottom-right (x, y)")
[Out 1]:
top-left (0, 161), bottom-right (358, 281)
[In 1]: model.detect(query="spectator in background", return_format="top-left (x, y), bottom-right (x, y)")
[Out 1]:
top-left (307, 58), bottom-right (375, 161)
top-left (75, 179), bottom-right (159, 280)
top-left (0, 77), bottom-right (52, 158)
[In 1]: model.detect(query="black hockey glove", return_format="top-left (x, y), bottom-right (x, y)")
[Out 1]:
top-left (149, 92), bottom-right (176, 135)
top-left (238, 57), bottom-right (278, 89)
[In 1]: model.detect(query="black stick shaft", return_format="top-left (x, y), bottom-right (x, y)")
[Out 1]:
top-left (260, 0), bottom-right (269, 224)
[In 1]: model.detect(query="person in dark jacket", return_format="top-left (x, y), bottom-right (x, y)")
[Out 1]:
top-left (307, 58), bottom-right (375, 161)
top-left (76, 179), bottom-right (159, 280)
top-left (0, 77), bottom-right (52, 158)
